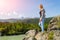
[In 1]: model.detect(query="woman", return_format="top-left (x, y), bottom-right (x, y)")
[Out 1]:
top-left (39, 4), bottom-right (45, 32)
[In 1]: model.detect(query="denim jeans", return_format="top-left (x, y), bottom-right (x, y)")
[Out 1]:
top-left (38, 18), bottom-right (44, 32)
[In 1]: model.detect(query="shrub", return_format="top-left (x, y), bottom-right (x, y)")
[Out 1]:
top-left (48, 31), bottom-right (54, 40)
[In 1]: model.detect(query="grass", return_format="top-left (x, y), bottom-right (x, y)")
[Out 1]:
top-left (0, 35), bottom-right (25, 40)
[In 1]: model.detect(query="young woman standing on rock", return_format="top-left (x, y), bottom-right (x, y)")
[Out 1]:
top-left (39, 4), bottom-right (45, 32)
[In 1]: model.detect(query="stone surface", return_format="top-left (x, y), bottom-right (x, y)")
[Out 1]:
top-left (53, 30), bottom-right (60, 40)
top-left (23, 30), bottom-right (60, 40)
top-left (35, 32), bottom-right (48, 40)
top-left (23, 16), bottom-right (60, 40)
top-left (23, 30), bottom-right (36, 40)
top-left (48, 16), bottom-right (60, 31)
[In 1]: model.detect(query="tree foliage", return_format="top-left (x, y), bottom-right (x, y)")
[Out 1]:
top-left (0, 18), bottom-right (52, 36)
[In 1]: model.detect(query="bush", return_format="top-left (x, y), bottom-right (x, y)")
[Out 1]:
top-left (48, 31), bottom-right (54, 40)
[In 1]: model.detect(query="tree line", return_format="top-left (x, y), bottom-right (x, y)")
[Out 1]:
top-left (0, 18), bottom-right (52, 36)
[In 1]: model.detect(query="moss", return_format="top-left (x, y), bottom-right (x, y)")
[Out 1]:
top-left (48, 31), bottom-right (54, 40)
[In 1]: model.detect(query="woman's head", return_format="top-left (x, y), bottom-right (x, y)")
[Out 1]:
top-left (40, 4), bottom-right (43, 9)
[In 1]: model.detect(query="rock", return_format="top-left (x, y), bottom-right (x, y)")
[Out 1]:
top-left (23, 30), bottom-right (60, 40)
top-left (53, 30), bottom-right (60, 40)
top-left (23, 30), bottom-right (37, 40)
top-left (35, 32), bottom-right (48, 40)
top-left (23, 30), bottom-right (48, 40)
top-left (48, 16), bottom-right (60, 31)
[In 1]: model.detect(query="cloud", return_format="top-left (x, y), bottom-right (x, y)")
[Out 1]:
top-left (0, 11), bottom-right (23, 19)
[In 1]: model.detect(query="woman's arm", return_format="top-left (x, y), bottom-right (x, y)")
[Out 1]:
top-left (39, 18), bottom-right (42, 22)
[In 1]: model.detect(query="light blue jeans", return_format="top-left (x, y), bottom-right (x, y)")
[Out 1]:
top-left (38, 18), bottom-right (44, 32)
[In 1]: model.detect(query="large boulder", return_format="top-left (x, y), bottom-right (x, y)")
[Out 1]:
top-left (48, 16), bottom-right (60, 31)
top-left (23, 30), bottom-right (37, 40)
top-left (35, 32), bottom-right (48, 40)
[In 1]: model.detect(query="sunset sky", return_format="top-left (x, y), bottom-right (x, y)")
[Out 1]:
top-left (0, 0), bottom-right (60, 19)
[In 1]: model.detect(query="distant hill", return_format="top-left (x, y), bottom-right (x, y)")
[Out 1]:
top-left (0, 19), bottom-right (21, 22)
top-left (0, 17), bottom-right (53, 24)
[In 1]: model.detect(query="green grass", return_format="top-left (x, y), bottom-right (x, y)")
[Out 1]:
top-left (0, 35), bottom-right (25, 40)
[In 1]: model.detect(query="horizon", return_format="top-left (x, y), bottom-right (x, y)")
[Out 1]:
top-left (0, 16), bottom-right (55, 19)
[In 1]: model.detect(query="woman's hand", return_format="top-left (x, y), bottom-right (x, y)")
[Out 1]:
top-left (39, 18), bottom-right (42, 22)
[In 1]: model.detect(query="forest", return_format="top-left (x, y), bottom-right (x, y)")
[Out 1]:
top-left (0, 17), bottom-right (52, 36)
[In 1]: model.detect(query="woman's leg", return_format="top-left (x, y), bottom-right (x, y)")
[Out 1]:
top-left (40, 19), bottom-right (44, 32)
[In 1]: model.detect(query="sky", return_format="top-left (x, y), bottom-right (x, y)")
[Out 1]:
top-left (0, 0), bottom-right (60, 19)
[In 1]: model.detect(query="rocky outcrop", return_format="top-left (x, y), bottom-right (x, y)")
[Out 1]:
top-left (35, 32), bottom-right (48, 40)
top-left (23, 30), bottom-right (60, 40)
top-left (23, 16), bottom-right (60, 40)
top-left (53, 30), bottom-right (60, 40)
top-left (48, 16), bottom-right (60, 31)
top-left (23, 30), bottom-right (37, 40)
